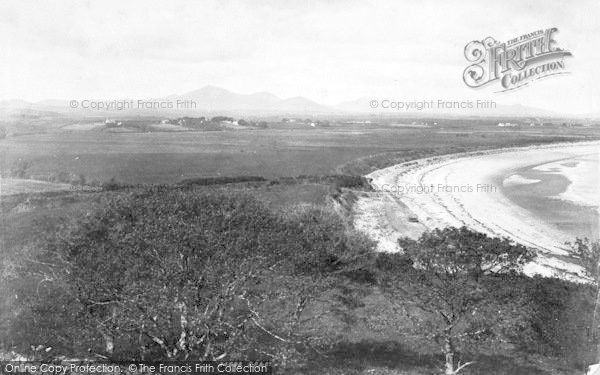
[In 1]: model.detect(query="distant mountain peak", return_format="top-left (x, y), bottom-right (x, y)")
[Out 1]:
top-left (171, 86), bottom-right (327, 113)
top-left (181, 85), bottom-right (233, 97)
top-left (0, 86), bottom-right (580, 117)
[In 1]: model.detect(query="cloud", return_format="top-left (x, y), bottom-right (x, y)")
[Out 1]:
top-left (0, 0), bottom-right (599, 114)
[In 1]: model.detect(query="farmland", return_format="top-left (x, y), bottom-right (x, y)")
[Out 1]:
top-left (2, 120), bottom-right (597, 185)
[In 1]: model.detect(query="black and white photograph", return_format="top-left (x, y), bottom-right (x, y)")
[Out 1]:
top-left (1, 1), bottom-right (600, 374)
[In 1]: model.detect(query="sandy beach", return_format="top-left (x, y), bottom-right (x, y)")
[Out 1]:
top-left (354, 141), bottom-right (600, 279)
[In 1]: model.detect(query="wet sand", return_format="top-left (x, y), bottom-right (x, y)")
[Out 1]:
top-left (353, 141), bottom-right (600, 279)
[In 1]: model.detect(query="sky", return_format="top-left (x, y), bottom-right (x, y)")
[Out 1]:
top-left (1, 0), bottom-right (599, 115)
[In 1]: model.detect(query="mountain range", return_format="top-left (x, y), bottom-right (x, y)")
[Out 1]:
top-left (0, 86), bottom-right (590, 118)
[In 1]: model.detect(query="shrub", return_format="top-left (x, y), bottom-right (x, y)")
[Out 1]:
top-left (8, 188), bottom-right (374, 365)
top-left (10, 160), bottom-right (33, 178)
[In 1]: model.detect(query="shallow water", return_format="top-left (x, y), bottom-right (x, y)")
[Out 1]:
top-left (502, 153), bottom-right (600, 242)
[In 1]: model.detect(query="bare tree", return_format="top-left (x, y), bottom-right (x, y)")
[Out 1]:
top-left (376, 227), bottom-right (533, 375)
top-left (571, 238), bottom-right (600, 367)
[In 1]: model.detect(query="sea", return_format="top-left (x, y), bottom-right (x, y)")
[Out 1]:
top-left (501, 152), bottom-right (600, 242)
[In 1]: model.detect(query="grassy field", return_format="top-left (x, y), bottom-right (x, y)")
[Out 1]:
top-left (2, 123), bottom-right (599, 185)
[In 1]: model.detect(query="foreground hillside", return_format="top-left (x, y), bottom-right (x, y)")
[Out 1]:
top-left (1, 179), bottom-right (598, 374)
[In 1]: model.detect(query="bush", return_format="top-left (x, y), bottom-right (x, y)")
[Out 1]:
top-left (10, 160), bottom-right (33, 178)
top-left (102, 177), bottom-right (122, 190)
top-left (8, 188), bottom-right (373, 364)
top-left (329, 175), bottom-right (372, 190)
top-left (178, 176), bottom-right (266, 186)
top-left (211, 116), bottom-right (234, 123)
top-left (511, 276), bottom-right (597, 367)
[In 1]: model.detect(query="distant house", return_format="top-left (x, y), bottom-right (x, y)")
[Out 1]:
top-left (105, 119), bottom-right (121, 127)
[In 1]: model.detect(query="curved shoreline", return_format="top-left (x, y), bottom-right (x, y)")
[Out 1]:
top-left (353, 140), bottom-right (600, 279)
